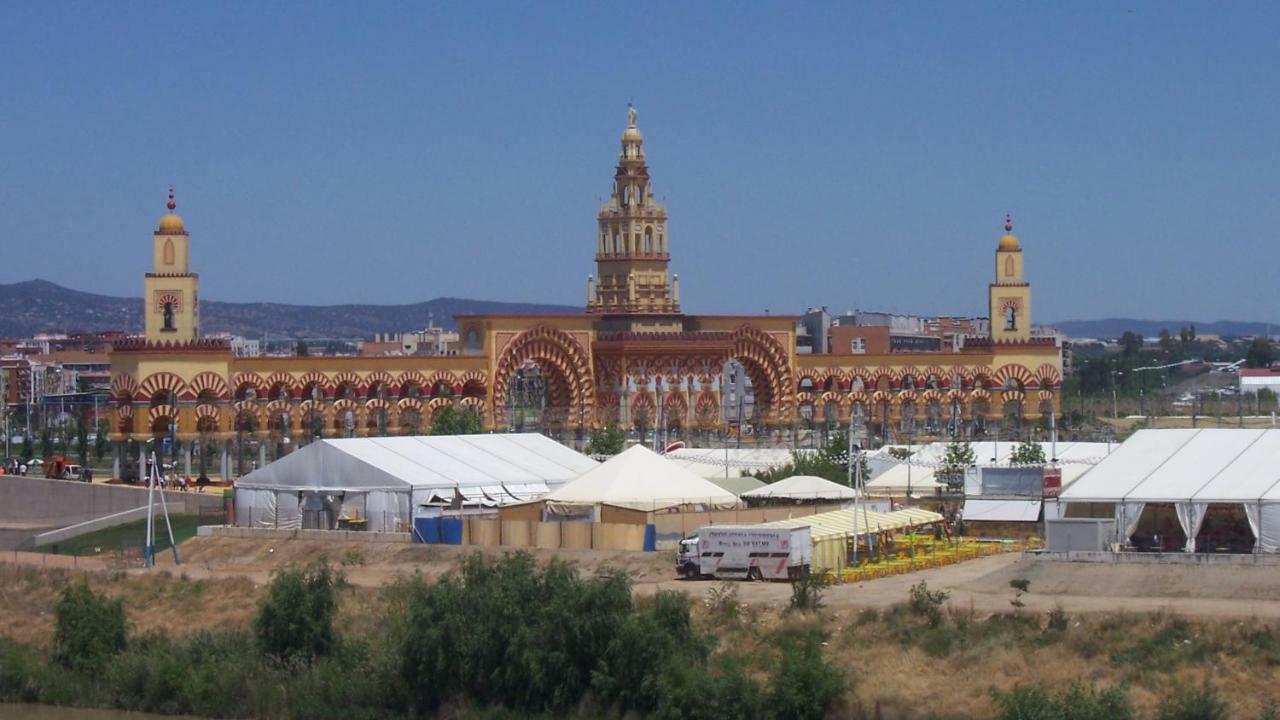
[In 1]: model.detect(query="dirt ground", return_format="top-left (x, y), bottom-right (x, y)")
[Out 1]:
top-left (149, 536), bottom-right (1280, 621)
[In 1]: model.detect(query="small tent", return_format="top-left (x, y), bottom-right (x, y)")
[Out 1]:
top-left (544, 445), bottom-right (739, 512)
top-left (742, 475), bottom-right (858, 501)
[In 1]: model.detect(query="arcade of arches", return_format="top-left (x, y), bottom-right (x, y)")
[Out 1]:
top-left (108, 108), bottom-right (1061, 478)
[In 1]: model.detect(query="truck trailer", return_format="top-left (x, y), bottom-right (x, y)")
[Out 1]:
top-left (677, 525), bottom-right (812, 581)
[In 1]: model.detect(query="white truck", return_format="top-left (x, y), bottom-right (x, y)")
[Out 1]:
top-left (676, 525), bottom-right (812, 581)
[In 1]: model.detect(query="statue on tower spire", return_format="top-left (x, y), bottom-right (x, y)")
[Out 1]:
top-left (627, 103), bottom-right (637, 127)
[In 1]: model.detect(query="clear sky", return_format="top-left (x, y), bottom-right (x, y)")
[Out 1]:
top-left (2, 2), bottom-right (1277, 324)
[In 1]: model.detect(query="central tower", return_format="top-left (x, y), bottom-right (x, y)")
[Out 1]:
top-left (587, 105), bottom-right (682, 332)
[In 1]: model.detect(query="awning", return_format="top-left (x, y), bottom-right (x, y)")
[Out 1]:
top-left (963, 499), bottom-right (1042, 522)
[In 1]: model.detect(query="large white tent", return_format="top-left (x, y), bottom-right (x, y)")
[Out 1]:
top-left (742, 475), bottom-right (859, 501)
top-left (866, 441), bottom-right (1111, 495)
top-left (664, 447), bottom-right (799, 479)
top-left (544, 445), bottom-right (739, 512)
top-left (1060, 429), bottom-right (1280, 551)
top-left (235, 434), bottom-right (598, 531)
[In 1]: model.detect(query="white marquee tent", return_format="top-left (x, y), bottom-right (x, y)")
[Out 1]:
top-left (866, 441), bottom-right (1111, 496)
top-left (1060, 429), bottom-right (1280, 551)
top-left (235, 434), bottom-right (598, 531)
top-left (742, 475), bottom-right (859, 501)
top-left (664, 447), bottom-right (799, 479)
top-left (544, 445), bottom-right (740, 512)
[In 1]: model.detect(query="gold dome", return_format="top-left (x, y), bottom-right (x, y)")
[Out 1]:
top-left (997, 213), bottom-right (1020, 251)
top-left (622, 125), bottom-right (643, 142)
top-left (158, 213), bottom-right (185, 234)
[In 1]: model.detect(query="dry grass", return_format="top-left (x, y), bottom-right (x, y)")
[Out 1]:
top-left (8, 539), bottom-right (1280, 718)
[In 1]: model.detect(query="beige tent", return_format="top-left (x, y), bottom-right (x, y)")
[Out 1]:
top-left (544, 445), bottom-right (740, 512)
top-left (743, 475), bottom-right (858, 501)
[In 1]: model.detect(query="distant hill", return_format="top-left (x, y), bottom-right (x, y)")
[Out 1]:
top-left (0, 280), bottom-right (581, 338)
top-left (1052, 318), bottom-right (1278, 340)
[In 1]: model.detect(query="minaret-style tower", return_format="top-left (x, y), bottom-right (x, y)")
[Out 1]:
top-left (144, 188), bottom-right (200, 342)
top-left (989, 213), bottom-right (1031, 343)
top-left (588, 105), bottom-right (682, 332)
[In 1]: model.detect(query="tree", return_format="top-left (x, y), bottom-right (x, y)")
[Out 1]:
top-left (255, 559), bottom-right (339, 663)
top-left (53, 581), bottom-right (126, 672)
top-left (20, 434), bottom-right (32, 460)
top-left (1179, 324), bottom-right (1197, 348)
top-left (938, 440), bottom-right (976, 491)
top-left (1009, 439), bottom-right (1046, 465)
top-left (1259, 388), bottom-right (1278, 413)
top-left (94, 418), bottom-right (108, 461)
top-left (585, 421), bottom-right (625, 456)
top-left (40, 428), bottom-right (53, 459)
top-left (1246, 337), bottom-right (1276, 369)
top-left (1158, 328), bottom-right (1180, 361)
top-left (755, 431), bottom-right (867, 486)
top-left (429, 406), bottom-right (483, 436)
top-left (294, 339), bottom-right (308, 357)
top-left (1119, 331), bottom-right (1143, 358)
top-left (76, 419), bottom-right (89, 467)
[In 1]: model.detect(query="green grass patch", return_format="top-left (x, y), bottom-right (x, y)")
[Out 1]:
top-left (46, 515), bottom-right (203, 557)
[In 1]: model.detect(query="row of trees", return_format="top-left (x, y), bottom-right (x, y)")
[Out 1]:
top-left (10, 418), bottom-right (109, 465)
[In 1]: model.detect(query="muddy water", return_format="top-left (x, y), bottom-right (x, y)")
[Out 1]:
top-left (0, 705), bottom-right (198, 719)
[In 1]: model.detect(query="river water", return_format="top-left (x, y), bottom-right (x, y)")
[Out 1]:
top-left (0, 705), bottom-right (194, 719)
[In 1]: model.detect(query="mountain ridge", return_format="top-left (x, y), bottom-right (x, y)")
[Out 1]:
top-left (3, 280), bottom-right (1275, 341)
top-left (0, 279), bottom-right (581, 338)
top-left (1050, 318), bottom-right (1278, 339)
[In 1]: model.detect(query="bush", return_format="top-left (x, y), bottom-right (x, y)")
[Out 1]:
top-left (53, 581), bottom-right (126, 672)
top-left (788, 571), bottom-right (827, 613)
top-left (1046, 606), bottom-right (1069, 633)
top-left (994, 682), bottom-right (1133, 720)
top-left (255, 559), bottom-right (341, 663)
top-left (766, 627), bottom-right (846, 720)
top-left (706, 581), bottom-right (741, 623)
top-left (401, 553), bottom-right (638, 715)
top-left (593, 590), bottom-right (709, 713)
top-left (908, 581), bottom-right (949, 627)
top-left (653, 654), bottom-right (765, 720)
top-left (1156, 680), bottom-right (1227, 720)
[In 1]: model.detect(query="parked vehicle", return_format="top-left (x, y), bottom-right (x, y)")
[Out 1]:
top-left (677, 525), bottom-right (812, 581)
top-left (42, 456), bottom-right (85, 481)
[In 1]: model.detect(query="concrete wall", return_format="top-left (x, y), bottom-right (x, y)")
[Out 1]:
top-left (0, 476), bottom-right (225, 549)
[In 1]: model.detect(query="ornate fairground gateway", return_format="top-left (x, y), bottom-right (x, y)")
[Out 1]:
top-left (108, 108), bottom-right (1061, 479)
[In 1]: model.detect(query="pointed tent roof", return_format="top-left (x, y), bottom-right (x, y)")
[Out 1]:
top-left (742, 475), bottom-right (859, 501)
top-left (544, 445), bottom-right (739, 511)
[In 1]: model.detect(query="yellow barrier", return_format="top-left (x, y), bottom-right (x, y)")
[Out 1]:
top-left (828, 537), bottom-right (1027, 585)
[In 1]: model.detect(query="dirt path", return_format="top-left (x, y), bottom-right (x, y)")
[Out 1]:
top-left (644, 553), bottom-right (1280, 619)
top-left (129, 537), bottom-right (1280, 620)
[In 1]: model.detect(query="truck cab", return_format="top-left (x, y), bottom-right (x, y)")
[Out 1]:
top-left (676, 535), bottom-right (701, 579)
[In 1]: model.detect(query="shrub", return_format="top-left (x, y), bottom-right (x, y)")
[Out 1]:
top-left (908, 581), bottom-right (949, 627)
top-left (53, 581), bottom-right (126, 672)
top-left (653, 654), bottom-right (765, 720)
top-left (1156, 680), bottom-right (1227, 720)
top-left (788, 571), bottom-right (827, 613)
top-left (766, 628), bottom-right (845, 720)
top-left (401, 552), bottom-right (638, 715)
top-left (1046, 606), bottom-right (1069, 633)
top-left (255, 559), bottom-right (341, 663)
top-left (994, 682), bottom-right (1133, 720)
top-left (593, 590), bottom-right (709, 713)
top-left (706, 581), bottom-right (740, 623)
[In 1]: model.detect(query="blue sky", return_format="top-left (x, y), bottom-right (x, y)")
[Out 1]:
top-left (1, 2), bottom-right (1277, 323)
